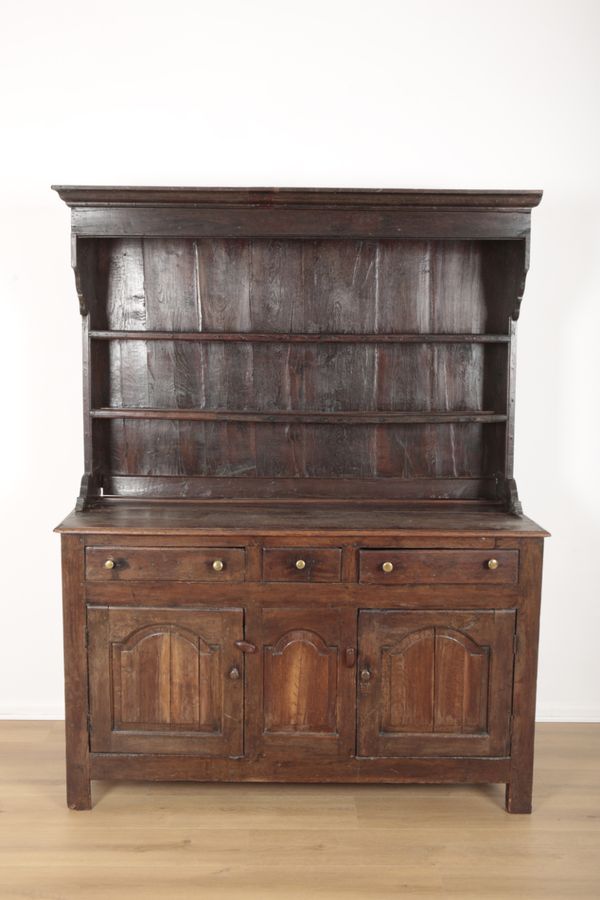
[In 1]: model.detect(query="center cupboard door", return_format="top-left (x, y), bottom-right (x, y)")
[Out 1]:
top-left (254, 607), bottom-right (356, 759)
top-left (357, 609), bottom-right (516, 758)
top-left (87, 607), bottom-right (244, 755)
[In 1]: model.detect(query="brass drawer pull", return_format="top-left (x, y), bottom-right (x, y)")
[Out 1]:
top-left (104, 559), bottom-right (115, 570)
top-left (212, 559), bottom-right (224, 572)
top-left (228, 666), bottom-right (241, 681)
top-left (382, 561), bottom-right (394, 573)
top-left (487, 558), bottom-right (499, 570)
top-left (295, 559), bottom-right (306, 570)
top-left (360, 667), bottom-right (372, 683)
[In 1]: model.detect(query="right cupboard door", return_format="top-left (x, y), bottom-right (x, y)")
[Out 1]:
top-left (357, 610), bottom-right (516, 758)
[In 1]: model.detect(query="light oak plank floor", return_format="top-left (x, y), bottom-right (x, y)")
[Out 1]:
top-left (0, 722), bottom-right (598, 899)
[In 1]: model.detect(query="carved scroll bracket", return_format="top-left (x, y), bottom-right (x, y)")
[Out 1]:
top-left (496, 475), bottom-right (523, 517)
top-left (71, 234), bottom-right (89, 317)
top-left (511, 235), bottom-right (530, 321)
top-left (76, 471), bottom-right (102, 511)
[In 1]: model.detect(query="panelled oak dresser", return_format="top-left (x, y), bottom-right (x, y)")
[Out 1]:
top-left (54, 186), bottom-right (547, 812)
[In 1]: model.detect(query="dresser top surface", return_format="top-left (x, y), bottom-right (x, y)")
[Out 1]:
top-left (55, 502), bottom-right (548, 537)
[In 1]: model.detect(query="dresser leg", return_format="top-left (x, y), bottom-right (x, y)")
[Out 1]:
top-left (62, 535), bottom-right (92, 810)
top-left (505, 778), bottom-right (533, 814)
top-left (504, 540), bottom-right (543, 815)
top-left (66, 762), bottom-right (92, 811)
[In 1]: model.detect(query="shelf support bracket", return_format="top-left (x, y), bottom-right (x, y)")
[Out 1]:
top-left (511, 235), bottom-right (530, 321)
top-left (71, 235), bottom-right (89, 317)
top-left (496, 475), bottom-right (523, 517)
top-left (76, 471), bottom-right (102, 511)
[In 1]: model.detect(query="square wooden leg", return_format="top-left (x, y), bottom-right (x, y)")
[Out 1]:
top-left (505, 778), bottom-right (533, 814)
top-left (66, 763), bottom-right (92, 811)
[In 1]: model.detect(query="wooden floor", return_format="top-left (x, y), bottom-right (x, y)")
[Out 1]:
top-left (0, 723), bottom-right (598, 899)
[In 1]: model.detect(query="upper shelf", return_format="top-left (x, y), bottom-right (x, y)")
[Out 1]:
top-left (89, 331), bottom-right (512, 344)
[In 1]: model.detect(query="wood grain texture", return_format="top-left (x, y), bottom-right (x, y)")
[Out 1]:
top-left (56, 503), bottom-right (549, 536)
top-left (55, 187), bottom-right (547, 815)
top-left (357, 610), bottom-right (515, 758)
top-left (60, 535), bottom-right (91, 810)
top-left (88, 607), bottom-right (244, 755)
top-left (72, 231), bottom-right (524, 502)
top-left (69, 206), bottom-right (535, 240)
top-left (358, 549), bottom-right (518, 584)
top-left (85, 546), bottom-right (245, 582)
top-left (257, 607), bottom-right (356, 759)
top-left (506, 538), bottom-right (545, 812)
top-left (262, 548), bottom-right (342, 582)
top-left (53, 185), bottom-right (544, 207)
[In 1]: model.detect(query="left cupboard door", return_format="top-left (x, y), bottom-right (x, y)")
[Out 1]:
top-left (87, 607), bottom-right (245, 755)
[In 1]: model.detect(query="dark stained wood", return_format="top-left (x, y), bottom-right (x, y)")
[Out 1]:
top-left (358, 549), bottom-right (519, 584)
top-left (506, 539), bottom-right (545, 813)
top-left (85, 546), bottom-right (245, 582)
top-left (52, 186), bottom-right (544, 208)
top-left (357, 610), bottom-right (515, 757)
top-left (60, 535), bottom-right (91, 810)
top-left (103, 475), bottom-right (501, 501)
top-left (67, 207), bottom-right (534, 241)
top-left (56, 502), bottom-right (548, 536)
top-left (257, 607), bottom-right (356, 758)
top-left (84, 580), bottom-right (522, 611)
top-left (262, 548), bottom-right (342, 582)
top-left (55, 186), bottom-right (546, 813)
top-left (90, 331), bottom-right (512, 343)
top-left (87, 607), bottom-right (244, 755)
top-left (90, 753), bottom-right (511, 783)
top-left (72, 229), bottom-right (532, 502)
top-left (92, 408), bottom-right (507, 424)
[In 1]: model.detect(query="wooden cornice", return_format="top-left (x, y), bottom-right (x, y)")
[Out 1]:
top-left (52, 185), bottom-right (543, 210)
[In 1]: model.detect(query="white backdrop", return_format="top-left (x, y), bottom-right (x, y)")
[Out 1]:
top-left (1, 0), bottom-right (598, 720)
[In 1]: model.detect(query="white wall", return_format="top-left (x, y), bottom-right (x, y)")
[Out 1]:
top-left (1, 0), bottom-right (599, 720)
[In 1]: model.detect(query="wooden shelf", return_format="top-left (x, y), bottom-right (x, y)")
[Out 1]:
top-left (89, 331), bottom-right (511, 344)
top-left (90, 408), bottom-right (507, 425)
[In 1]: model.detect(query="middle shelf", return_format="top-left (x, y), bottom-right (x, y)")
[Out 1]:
top-left (90, 408), bottom-right (507, 425)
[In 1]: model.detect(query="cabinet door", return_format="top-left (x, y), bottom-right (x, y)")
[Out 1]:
top-left (88, 607), bottom-right (244, 755)
top-left (255, 608), bottom-right (356, 758)
top-left (357, 610), bottom-right (515, 758)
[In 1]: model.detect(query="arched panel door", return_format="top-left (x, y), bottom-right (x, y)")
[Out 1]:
top-left (357, 610), bottom-right (515, 758)
top-left (87, 607), bottom-right (244, 755)
top-left (255, 607), bottom-right (356, 758)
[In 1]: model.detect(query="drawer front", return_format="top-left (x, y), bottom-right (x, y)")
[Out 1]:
top-left (263, 548), bottom-right (342, 582)
top-left (86, 547), bottom-right (245, 582)
top-left (359, 550), bottom-right (518, 585)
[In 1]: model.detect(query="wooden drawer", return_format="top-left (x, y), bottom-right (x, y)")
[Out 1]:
top-left (263, 548), bottom-right (342, 582)
top-left (85, 547), bottom-right (245, 582)
top-left (359, 549), bottom-right (518, 584)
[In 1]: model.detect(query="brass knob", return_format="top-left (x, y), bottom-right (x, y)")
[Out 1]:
top-left (487, 559), bottom-right (499, 570)
top-left (382, 561), bottom-right (394, 573)
top-left (228, 666), bottom-right (240, 680)
top-left (104, 559), bottom-right (115, 570)
top-left (295, 559), bottom-right (306, 570)
top-left (360, 668), bottom-right (371, 683)
top-left (212, 559), bottom-right (224, 572)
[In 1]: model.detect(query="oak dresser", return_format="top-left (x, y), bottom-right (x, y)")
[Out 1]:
top-left (54, 186), bottom-right (547, 812)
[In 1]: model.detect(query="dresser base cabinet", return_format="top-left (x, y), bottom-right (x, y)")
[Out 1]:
top-left (58, 524), bottom-right (545, 813)
top-left (54, 186), bottom-right (547, 813)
